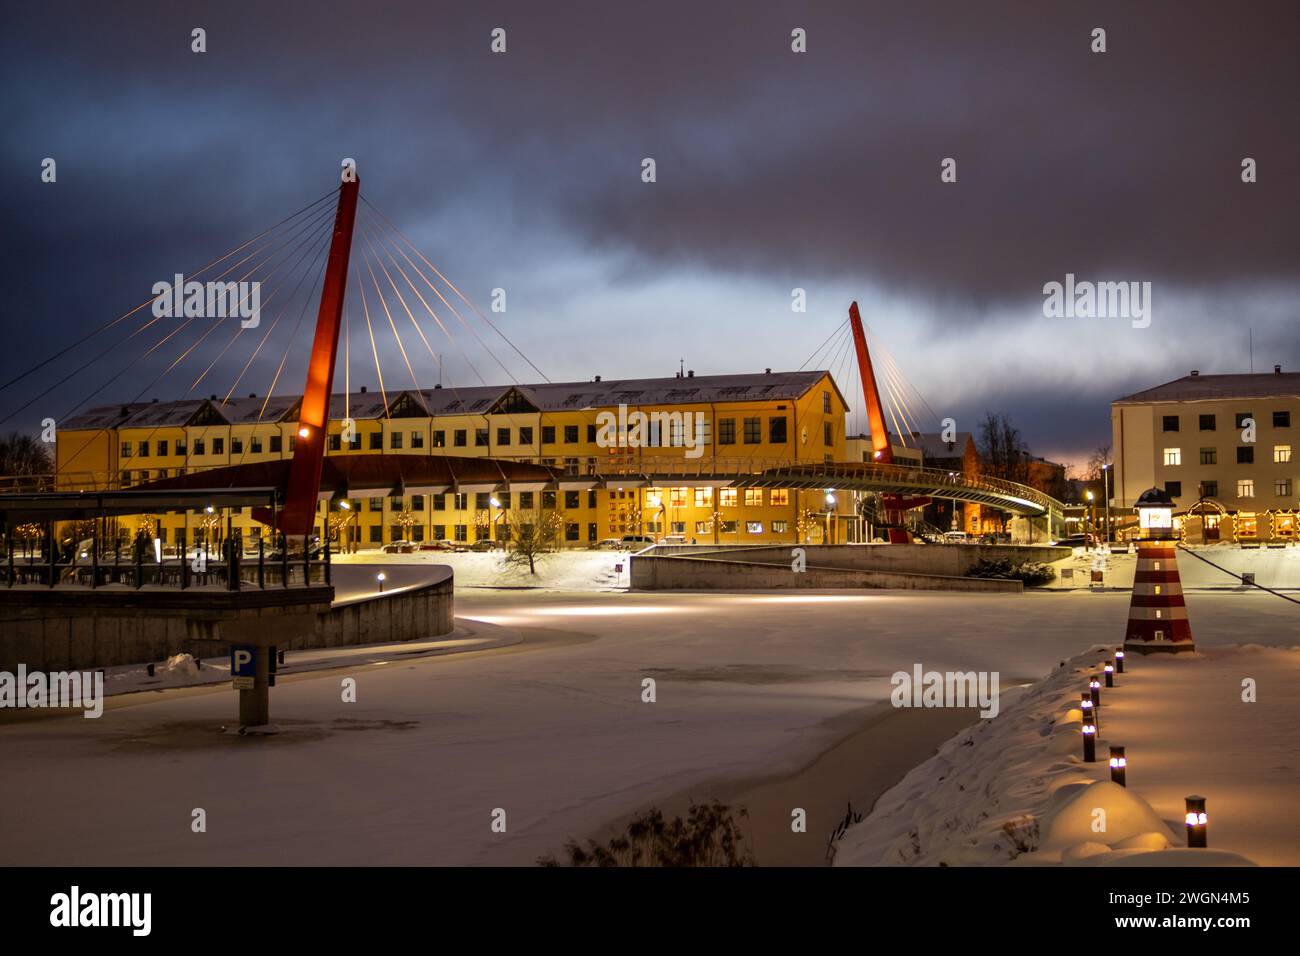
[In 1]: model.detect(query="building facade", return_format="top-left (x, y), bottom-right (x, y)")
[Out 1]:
top-left (1112, 368), bottom-right (1299, 543)
top-left (55, 370), bottom-right (855, 551)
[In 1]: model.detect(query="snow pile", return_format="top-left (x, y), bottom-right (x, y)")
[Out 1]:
top-left (333, 549), bottom-right (632, 591)
top-left (163, 653), bottom-right (199, 679)
top-left (834, 643), bottom-right (1279, 867)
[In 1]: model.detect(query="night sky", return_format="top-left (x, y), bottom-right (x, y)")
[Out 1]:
top-left (2, 0), bottom-right (1296, 470)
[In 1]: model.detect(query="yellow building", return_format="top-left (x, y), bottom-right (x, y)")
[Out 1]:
top-left (56, 370), bottom-right (856, 550)
top-left (1112, 368), bottom-right (1299, 543)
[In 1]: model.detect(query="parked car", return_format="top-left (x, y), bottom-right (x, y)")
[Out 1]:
top-left (468, 539), bottom-right (500, 552)
top-left (418, 540), bottom-right (457, 552)
top-left (620, 534), bottom-right (655, 547)
top-left (382, 540), bottom-right (415, 554)
top-left (593, 538), bottom-right (624, 550)
top-left (660, 534), bottom-right (688, 545)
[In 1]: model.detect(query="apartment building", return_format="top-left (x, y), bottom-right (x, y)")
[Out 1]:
top-left (1111, 367), bottom-right (1299, 543)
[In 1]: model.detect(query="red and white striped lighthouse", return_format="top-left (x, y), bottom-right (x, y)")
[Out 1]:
top-left (1124, 487), bottom-right (1194, 654)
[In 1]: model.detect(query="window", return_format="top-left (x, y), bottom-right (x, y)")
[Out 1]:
top-left (1199, 414), bottom-right (1216, 431)
top-left (743, 417), bottom-right (761, 444)
top-left (1162, 447), bottom-right (1181, 466)
top-left (250, 437), bottom-right (262, 454)
top-left (497, 427), bottom-right (511, 446)
top-left (369, 525), bottom-right (382, 543)
top-left (1237, 479), bottom-right (1255, 498)
top-left (695, 521), bottom-right (711, 534)
top-left (349, 431), bottom-right (361, 451)
top-left (120, 441), bottom-right (133, 457)
top-left (822, 391), bottom-right (831, 413)
top-left (718, 418), bottom-right (736, 445)
top-left (369, 497), bottom-right (383, 512)
top-left (823, 422), bottom-right (833, 446)
top-left (694, 488), bottom-right (712, 507)
top-left (454, 429), bottom-right (467, 447)
top-left (411, 431), bottom-right (424, 449)
top-left (231, 437), bottom-right (243, 455)
top-left (390, 494), bottom-right (404, 511)
top-left (542, 425), bottom-right (556, 444)
top-left (564, 491), bottom-right (580, 509)
top-left (770, 489), bottom-right (789, 506)
top-left (588, 489), bottom-right (597, 508)
top-left (1162, 415), bottom-right (1180, 432)
top-left (433, 494), bottom-right (446, 511)
top-left (390, 432), bottom-right (403, 450)
top-left (497, 492), bottom-right (511, 510)
top-left (157, 440), bottom-right (168, 456)
top-left (1276, 479), bottom-right (1293, 497)
top-left (138, 441), bottom-right (150, 457)
top-left (1237, 446), bottom-right (1254, 464)
top-left (193, 438), bottom-right (206, 455)
top-left (288, 436), bottom-right (296, 452)
top-left (1165, 481), bottom-right (1182, 498)
top-left (586, 424), bottom-right (598, 443)
top-left (433, 430), bottom-right (445, 448)
top-left (1274, 410), bottom-right (1291, 428)
top-left (563, 425), bottom-right (579, 444)
top-left (520, 491), bottom-right (534, 509)
top-left (1201, 480), bottom-right (1218, 498)
top-left (475, 429), bottom-right (489, 447)
top-left (369, 432), bottom-right (382, 450)
top-left (327, 434), bottom-right (340, 452)
top-left (719, 488), bottom-right (737, 507)
top-left (270, 436), bottom-right (282, 453)
top-left (565, 523), bottom-right (580, 542)
top-left (720, 520), bottom-right (737, 534)
top-left (433, 525), bottom-right (446, 541)
top-left (454, 494), bottom-right (467, 510)
top-left (746, 522), bottom-right (764, 534)
top-left (744, 489), bottom-right (763, 506)
top-left (1199, 447), bottom-right (1216, 465)
top-left (1234, 412), bottom-right (1253, 429)
top-left (412, 495), bottom-right (425, 512)
top-left (519, 426), bottom-right (533, 445)
top-left (476, 493), bottom-right (491, 510)
top-left (1274, 444), bottom-right (1292, 463)
top-left (176, 441), bottom-right (188, 456)
top-left (668, 488), bottom-right (688, 507)
top-left (769, 417), bottom-right (787, 443)
top-left (588, 523), bottom-right (598, 542)
top-left (1236, 513), bottom-right (1258, 537)
top-left (454, 524), bottom-right (467, 542)
top-left (542, 491), bottom-right (556, 509)
top-left (772, 520), bottom-right (788, 534)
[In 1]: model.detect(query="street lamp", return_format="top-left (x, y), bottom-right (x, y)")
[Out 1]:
top-left (1109, 746), bottom-right (1127, 787)
top-left (376, 571), bottom-right (386, 592)
top-left (824, 490), bottom-right (836, 545)
top-left (1101, 463), bottom-right (1112, 544)
top-left (1185, 795), bottom-right (1208, 848)
top-left (1085, 489), bottom-right (1095, 547)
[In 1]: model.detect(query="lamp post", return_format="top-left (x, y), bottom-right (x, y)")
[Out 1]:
top-left (1185, 795), bottom-right (1208, 848)
top-left (376, 571), bottom-right (386, 593)
top-left (1103, 660), bottom-right (1115, 687)
top-left (824, 491), bottom-right (836, 545)
top-left (1080, 694), bottom-right (1097, 734)
top-left (1114, 648), bottom-right (1125, 673)
top-left (1085, 490), bottom-right (1095, 548)
top-left (1089, 674), bottom-right (1102, 710)
top-left (1101, 463), bottom-right (1112, 544)
top-left (1081, 707), bottom-right (1097, 762)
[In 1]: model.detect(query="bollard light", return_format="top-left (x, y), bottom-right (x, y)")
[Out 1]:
top-left (377, 571), bottom-right (386, 592)
top-left (1089, 675), bottom-right (1102, 709)
top-left (1080, 694), bottom-right (1098, 733)
top-left (146, 663), bottom-right (155, 678)
top-left (1081, 714), bottom-right (1097, 762)
top-left (1109, 746), bottom-right (1127, 787)
top-left (1114, 648), bottom-right (1125, 673)
top-left (1185, 795), bottom-right (1208, 848)
top-left (1103, 661), bottom-right (1115, 688)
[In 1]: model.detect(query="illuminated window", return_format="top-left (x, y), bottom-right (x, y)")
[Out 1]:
top-left (694, 487), bottom-right (713, 507)
top-left (1276, 479), bottom-right (1292, 497)
top-left (746, 522), bottom-right (764, 534)
top-left (772, 520), bottom-right (788, 533)
top-left (744, 489), bottom-right (763, 506)
top-left (1236, 513), bottom-right (1258, 537)
top-left (1162, 447), bottom-right (1181, 466)
top-left (669, 488), bottom-right (688, 507)
top-left (1237, 479), bottom-right (1254, 498)
top-left (719, 489), bottom-right (737, 507)
top-left (1274, 444), bottom-right (1292, 463)
top-left (770, 489), bottom-right (789, 506)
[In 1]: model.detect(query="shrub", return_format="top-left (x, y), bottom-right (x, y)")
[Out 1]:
top-left (966, 558), bottom-right (1056, 586)
top-left (538, 799), bottom-right (754, 867)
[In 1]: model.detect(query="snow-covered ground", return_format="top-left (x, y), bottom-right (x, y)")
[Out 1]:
top-left (333, 548), bottom-right (631, 592)
top-left (833, 642), bottom-right (1300, 867)
top-left (0, 588), bottom-right (1295, 866)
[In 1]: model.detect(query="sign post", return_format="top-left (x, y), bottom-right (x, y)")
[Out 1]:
top-left (230, 643), bottom-right (270, 726)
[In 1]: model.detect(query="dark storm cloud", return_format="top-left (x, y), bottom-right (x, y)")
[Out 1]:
top-left (1, 0), bottom-right (1297, 465)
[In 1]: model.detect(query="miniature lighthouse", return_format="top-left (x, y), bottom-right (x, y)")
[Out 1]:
top-left (1123, 487), bottom-right (1194, 654)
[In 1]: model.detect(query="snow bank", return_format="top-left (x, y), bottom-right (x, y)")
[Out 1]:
top-left (835, 642), bottom-right (1299, 866)
top-left (333, 549), bottom-right (631, 591)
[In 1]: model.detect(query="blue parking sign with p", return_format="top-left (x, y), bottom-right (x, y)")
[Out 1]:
top-left (231, 645), bottom-right (257, 677)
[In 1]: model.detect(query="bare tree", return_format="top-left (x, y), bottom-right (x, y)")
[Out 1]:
top-left (0, 432), bottom-right (52, 480)
top-left (977, 413), bottom-right (1030, 484)
top-left (1085, 444), bottom-right (1112, 480)
top-left (501, 508), bottom-right (562, 574)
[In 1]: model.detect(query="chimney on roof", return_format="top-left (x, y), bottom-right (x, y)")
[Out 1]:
top-left (120, 406), bottom-right (129, 417)
top-left (1190, 370), bottom-right (1199, 377)
top-left (687, 370), bottom-right (694, 378)
top-left (765, 368), bottom-right (771, 374)
top-left (360, 386), bottom-right (368, 393)
top-left (209, 394), bottom-right (217, 400)
top-left (248, 392), bottom-right (256, 398)
top-left (433, 383), bottom-right (441, 390)
top-left (594, 375), bottom-right (601, 382)
top-left (151, 397), bottom-right (158, 403)
top-left (1275, 364), bottom-right (1282, 374)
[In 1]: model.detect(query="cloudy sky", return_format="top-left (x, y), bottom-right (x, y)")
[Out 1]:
top-left (2, 0), bottom-right (1296, 470)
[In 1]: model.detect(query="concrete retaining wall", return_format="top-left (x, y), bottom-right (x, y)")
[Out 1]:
top-left (644, 542), bottom-right (1065, 577)
top-left (630, 554), bottom-right (1023, 592)
top-left (0, 574), bottom-right (454, 672)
